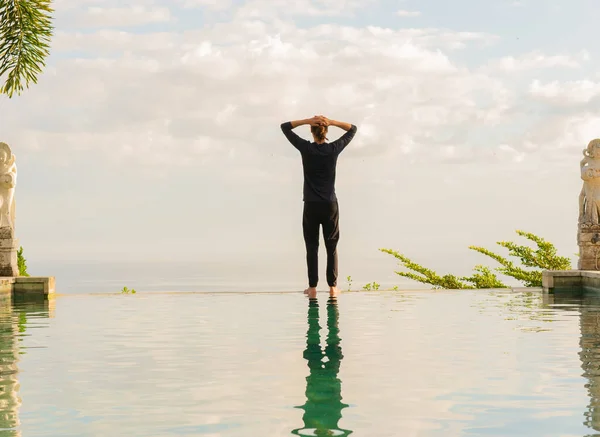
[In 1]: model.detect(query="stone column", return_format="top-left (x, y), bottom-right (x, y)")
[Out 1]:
top-left (0, 227), bottom-right (18, 277)
top-left (578, 225), bottom-right (600, 270)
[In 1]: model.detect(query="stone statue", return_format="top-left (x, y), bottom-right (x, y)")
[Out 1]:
top-left (579, 139), bottom-right (600, 225)
top-left (0, 143), bottom-right (16, 231)
top-left (0, 142), bottom-right (18, 276)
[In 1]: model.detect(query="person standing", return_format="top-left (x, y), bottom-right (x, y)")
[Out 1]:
top-left (280, 115), bottom-right (357, 298)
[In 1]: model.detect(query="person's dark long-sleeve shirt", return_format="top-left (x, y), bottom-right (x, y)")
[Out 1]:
top-left (280, 122), bottom-right (357, 202)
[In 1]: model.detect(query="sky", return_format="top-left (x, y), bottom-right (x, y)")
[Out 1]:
top-left (0, 0), bottom-right (598, 288)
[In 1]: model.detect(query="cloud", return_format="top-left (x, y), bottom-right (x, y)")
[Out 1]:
top-left (176, 0), bottom-right (233, 9)
top-left (396, 9), bottom-right (421, 17)
top-left (70, 6), bottom-right (173, 27)
top-left (233, 0), bottom-right (376, 18)
top-left (529, 79), bottom-right (600, 104)
top-left (486, 50), bottom-right (590, 72)
top-left (518, 113), bottom-right (600, 153)
top-left (2, 9), bottom-right (513, 171)
top-left (0, 0), bottom-right (593, 174)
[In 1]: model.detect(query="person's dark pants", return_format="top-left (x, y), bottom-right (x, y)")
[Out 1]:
top-left (302, 201), bottom-right (339, 288)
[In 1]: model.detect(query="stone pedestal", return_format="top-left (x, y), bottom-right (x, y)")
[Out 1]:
top-left (0, 227), bottom-right (18, 277)
top-left (578, 224), bottom-right (600, 270)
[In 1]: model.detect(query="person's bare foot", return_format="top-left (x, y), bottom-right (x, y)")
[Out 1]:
top-left (329, 286), bottom-right (340, 298)
top-left (304, 287), bottom-right (317, 298)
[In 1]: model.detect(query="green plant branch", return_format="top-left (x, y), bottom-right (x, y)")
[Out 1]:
top-left (379, 248), bottom-right (474, 289)
top-left (380, 230), bottom-right (570, 290)
top-left (17, 246), bottom-right (28, 276)
top-left (0, 0), bottom-right (54, 97)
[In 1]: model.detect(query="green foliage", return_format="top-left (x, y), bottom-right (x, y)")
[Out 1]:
top-left (0, 0), bottom-right (54, 97)
top-left (380, 230), bottom-right (571, 289)
top-left (362, 282), bottom-right (380, 291)
top-left (17, 246), bottom-right (28, 276)
top-left (346, 276), bottom-right (397, 292)
top-left (120, 287), bottom-right (136, 294)
top-left (379, 248), bottom-right (476, 289)
top-left (469, 230), bottom-right (571, 288)
top-left (461, 265), bottom-right (508, 289)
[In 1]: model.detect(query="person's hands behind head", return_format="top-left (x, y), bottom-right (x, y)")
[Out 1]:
top-left (311, 115), bottom-right (329, 126)
top-left (308, 115), bottom-right (326, 126)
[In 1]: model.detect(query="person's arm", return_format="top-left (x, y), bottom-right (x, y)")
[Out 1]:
top-left (328, 119), bottom-right (354, 131)
top-left (289, 118), bottom-right (313, 128)
top-left (325, 118), bottom-right (357, 153)
top-left (280, 116), bottom-right (322, 151)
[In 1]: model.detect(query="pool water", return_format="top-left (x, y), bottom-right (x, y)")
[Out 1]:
top-left (1, 289), bottom-right (600, 436)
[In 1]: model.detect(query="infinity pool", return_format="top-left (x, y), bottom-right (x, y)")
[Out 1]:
top-left (1, 289), bottom-right (599, 436)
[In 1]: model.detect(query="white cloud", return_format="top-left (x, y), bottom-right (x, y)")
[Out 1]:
top-left (176, 0), bottom-right (233, 9)
top-left (2, 1), bottom-right (587, 178)
top-left (32, 0), bottom-right (594, 173)
top-left (486, 50), bottom-right (590, 71)
top-left (233, 0), bottom-right (375, 18)
top-left (529, 79), bottom-right (600, 104)
top-left (5, 18), bottom-right (510, 168)
top-left (77, 6), bottom-right (173, 27)
top-left (518, 113), bottom-right (600, 153)
top-left (397, 9), bottom-right (421, 17)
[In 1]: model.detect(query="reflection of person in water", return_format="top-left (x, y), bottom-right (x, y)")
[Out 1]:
top-left (291, 298), bottom-right (352, 436)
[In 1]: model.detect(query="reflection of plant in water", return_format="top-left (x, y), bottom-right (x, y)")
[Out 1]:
top-left (17, 311), bottom-right (26, 333)
top-left (473, 291), bottom-right (556, 332)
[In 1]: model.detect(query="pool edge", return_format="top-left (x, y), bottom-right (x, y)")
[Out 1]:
top-left (542, 270), bottom-right (600, 294)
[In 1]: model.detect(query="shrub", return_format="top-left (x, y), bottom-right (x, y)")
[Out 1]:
top-left (380, 230), bottom-right (571, 289)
